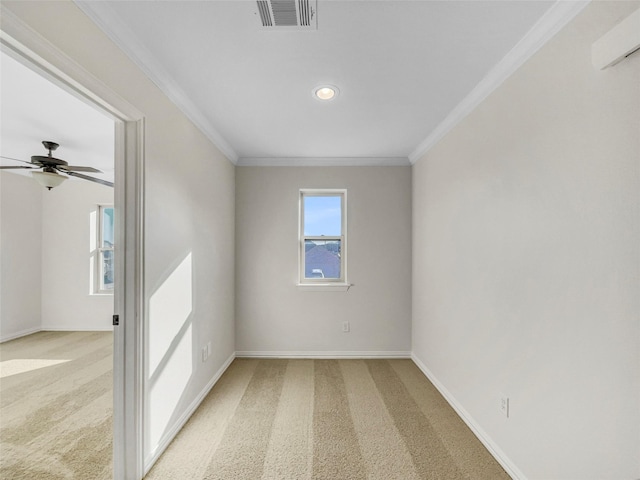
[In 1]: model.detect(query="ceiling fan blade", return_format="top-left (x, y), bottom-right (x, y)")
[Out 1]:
top-left (65, 170), bottom-right (114, 188)
top-left (0, 155), bottom-right (34, 165)
top-left (0, 165), bottom-right (35, 169)
top-left (59, 165), bottom-right (103, 173)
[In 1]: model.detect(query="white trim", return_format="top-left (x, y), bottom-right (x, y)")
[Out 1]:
top-left (0, 327), bottom-right (42, 343)
top-left (296, 283), bottom-right (351, 292)
top-left (236, 351), bottom-right (411, 359)
top-left (143, 352), bottom-right (236, 474)
top-left (1, 327), bottom-right (115, 343)
top-left (39, 327), bottom-right (113, 332)
top-left (411, 353), bottom-right (527, 480)
top-left (238, 157), bottom-right (410, 167)
top-left (96, 204), bottom-right (115, 294)
top-left (592, 7), bottom-right (640, 70)
top-left (299, 189), bottom-right (347, 285)
top-left (408, 0), bottom-right (590, 164)
top-left (74, 1), bottom-right (238, 165)
top-left (115, 117), bottom-right (146, 480)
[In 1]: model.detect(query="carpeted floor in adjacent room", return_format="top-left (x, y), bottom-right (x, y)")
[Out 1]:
top-left (146, 358), bottom-right (509, 480)
top-left (0, 331), bottom-right (113, 480)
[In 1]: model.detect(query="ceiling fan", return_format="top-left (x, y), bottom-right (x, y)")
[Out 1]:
top-left (0, 140), bottom-right (113, 190)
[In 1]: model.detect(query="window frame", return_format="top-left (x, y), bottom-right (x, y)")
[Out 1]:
top-left (298, 189), bottom-right (348, 286)
top-left (95, 204), bottom-right (115, 294)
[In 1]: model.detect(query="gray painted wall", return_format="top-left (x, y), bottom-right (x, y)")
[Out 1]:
top-left (0, 172), bottom-right (42, 341)
top-left (0, 172), bottom-right (115, 339)
top-left (236, 166), bottom-right (412, 355)
top-left (41, 179), bottom-right (114, 331)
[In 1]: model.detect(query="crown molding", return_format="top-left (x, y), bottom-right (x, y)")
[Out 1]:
top-left (408, 0), bottom-right (590, 164)
top-left (592, 7), bottom-right (640, 70)
top-left (74, 1), bottom-right (239, 164)
top-left (237, 157), bottom-right (410, 167)
top-left (74, 0), bottom-right (588, 167)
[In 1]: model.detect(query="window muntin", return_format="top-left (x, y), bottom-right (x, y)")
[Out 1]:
top-left (97, 205), bottom-right (114, 293)
top-left (300, 190), bottom-right (346, 284)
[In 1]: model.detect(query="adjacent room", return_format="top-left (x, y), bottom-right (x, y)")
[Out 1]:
top-left (0, 50), bottom-right (116, 477)
top-left (0, 1), bottom-right (638, 479)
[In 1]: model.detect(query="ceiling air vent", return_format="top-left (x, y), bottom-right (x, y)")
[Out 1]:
top-left (256, 0), bottom-right (317, 30)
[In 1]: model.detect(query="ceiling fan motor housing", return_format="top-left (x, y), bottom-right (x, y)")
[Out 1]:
top-left (42, 141), bottom-right (59, 152)
top-left (31, 155), bottom-right (68, 167)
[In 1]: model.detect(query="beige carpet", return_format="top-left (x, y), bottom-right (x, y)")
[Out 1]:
top-left (0, 340), bottom-right (510, 479)
top-left (0, 331), bottom-right (113, 480)
top-left (146, 359), bottom-right (509, 480)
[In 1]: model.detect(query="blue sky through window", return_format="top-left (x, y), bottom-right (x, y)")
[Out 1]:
top-left (102, 207), bottom-right (114, 247)
top-left (304, 196), bottom-right (341, 236)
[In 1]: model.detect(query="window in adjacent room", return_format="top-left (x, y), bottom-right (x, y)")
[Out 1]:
top-left (96, 205), bottom-right (114, 293)
top-left (299, 189), bottom-right (347, 284)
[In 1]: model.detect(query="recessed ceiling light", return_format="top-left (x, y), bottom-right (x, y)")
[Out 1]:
top-left (314, 85), bottom-right (339, 101)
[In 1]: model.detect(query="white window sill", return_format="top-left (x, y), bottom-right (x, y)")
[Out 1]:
top-left (297, 283), bottom-right (352, 292)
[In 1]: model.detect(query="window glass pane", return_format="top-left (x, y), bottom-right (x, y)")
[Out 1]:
top-left (303, 196), bottom-right (341, 236)
top-left (102, 207), bottom-right (114, 248)
top-left (304, 240), bottom-right (341, 279)
top-left (100, 250), bottom-right (115, 291)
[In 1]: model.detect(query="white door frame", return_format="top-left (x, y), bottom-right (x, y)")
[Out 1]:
top-left (1, 8), bottom-right (145, 479)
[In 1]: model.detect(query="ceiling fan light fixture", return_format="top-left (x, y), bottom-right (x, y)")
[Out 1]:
top-left (32, 170), bottom-right (68, 190)
top-left (314, 85), bottom-right (339, 101)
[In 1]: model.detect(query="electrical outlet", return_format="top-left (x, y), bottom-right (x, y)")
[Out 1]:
top-left (342, 321), bottom-right (350, 333)
top-left (500, 395), bottom-right (509, 418)
top-left (207, 341), bottom-right (212, 358)
top-left (201, 346), bottom-right (207, 362)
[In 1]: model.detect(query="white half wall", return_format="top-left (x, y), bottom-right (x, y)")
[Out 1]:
top-left (40, 179), bottom-right (114, 331)
top-left (412, 2), bottom-right (640, 479)
top-left (236, 166), bottom-right (412, 355)
top-left (0, 172), bottom-right (42, 341)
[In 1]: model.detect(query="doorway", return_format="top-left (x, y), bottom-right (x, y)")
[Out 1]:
top-left (0, 47), bottom-right (116, 477)
top-left (1, 15), bottom-right (145, 479)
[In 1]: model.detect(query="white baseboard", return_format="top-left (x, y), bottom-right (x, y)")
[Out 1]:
top-left (236, 350), bottom-right (411, 359)
top-left (144, 351), bottom-right (236, 474)
top-left (0, 327), bottom-right (41, 343)
top-left (1, 327), bottom-right (114, 343)
top-left (411, 353), bottom-right (527, 480)
top-left (41, 327), bottom-right (113, 332)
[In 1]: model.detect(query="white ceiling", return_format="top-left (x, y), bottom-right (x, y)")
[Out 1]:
top-left (75, 0), bottom-right (573, 165)
top-left (0, 51), bottom-right (115, 183)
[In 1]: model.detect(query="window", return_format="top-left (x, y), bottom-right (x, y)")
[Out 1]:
top-left (299, 189), bottom-right (347, 284)
top-left (96, 205), bottom-right (114, 293)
